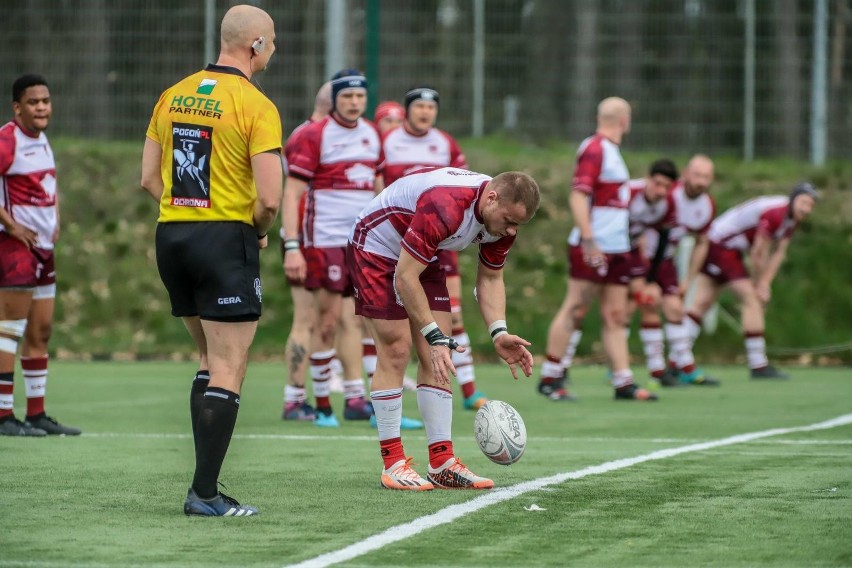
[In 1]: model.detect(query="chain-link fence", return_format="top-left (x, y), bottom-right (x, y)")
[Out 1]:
top-left (1, 0), bottom-right (848, 159)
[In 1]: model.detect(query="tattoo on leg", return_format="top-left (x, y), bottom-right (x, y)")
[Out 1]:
top-left (288, 342), bottom-right (307, 384)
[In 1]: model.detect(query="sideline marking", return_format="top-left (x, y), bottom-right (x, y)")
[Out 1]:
top-left (81, 431), bottom-right (852, 445)
top-left (285, 414), bottom-right (852, 568)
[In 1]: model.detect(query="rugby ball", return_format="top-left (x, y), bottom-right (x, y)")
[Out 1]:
top-left (474, 400), bottom-right (527, 465)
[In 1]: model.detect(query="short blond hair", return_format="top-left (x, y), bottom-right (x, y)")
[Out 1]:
top-left (491, 171), bottom-right (540, 220)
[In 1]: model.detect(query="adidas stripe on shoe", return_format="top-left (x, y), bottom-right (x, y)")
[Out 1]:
top-left (183, 488), bottom-right (259, 517)
top-left (380, 457), bottom-right (433, 491)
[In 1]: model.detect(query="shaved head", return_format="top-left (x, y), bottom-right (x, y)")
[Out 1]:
top-left (220, 5), bottom-right (273, 52)
top-left (597, 97), bottom-right (631, 124)
top-left (314, 82), bottom-right (332, 116)
top-left (683, 153), bottom-right (715, 197)
top-left (686, 153), bottom-right (714, 174)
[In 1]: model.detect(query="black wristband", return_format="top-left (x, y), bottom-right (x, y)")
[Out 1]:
top-left (283, 238), bottom-right (300, 251)
top-left (489, 327), bottom-right (508, 339)
top-left (257, 233), bottom-right (267, 240)
top-left (424, 328), bottom-right (460, 350)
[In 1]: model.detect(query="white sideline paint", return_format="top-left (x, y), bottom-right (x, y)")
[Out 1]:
top-left (285, 414), bottom-right (852, 568)
top-left (82, 431), bottom-right (852, 446)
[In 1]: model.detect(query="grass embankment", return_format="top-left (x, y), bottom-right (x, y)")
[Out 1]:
top-left (50, 136), bottom-right (852, 362)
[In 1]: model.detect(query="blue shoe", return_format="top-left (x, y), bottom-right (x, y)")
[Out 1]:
top-left (462, 390), bottom-right (488, 410)
top-left (679, 368), bottom-right (721, 386)
top-left (184, 488), bottom-right (258, 517)
top-left (314, 412), bottom-right (340, 428)
top-left (369, 414), bottom-right (424, 430)
top-left (401, 416), bottom-right (424, 429)
top-left (344, 399), bottom-right (374, 421)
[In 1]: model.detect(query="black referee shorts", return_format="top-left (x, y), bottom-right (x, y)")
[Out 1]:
top-left (156, 221), bottom-right (262, 322)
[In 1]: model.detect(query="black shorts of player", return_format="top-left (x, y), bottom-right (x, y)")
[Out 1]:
top-left (156, 221), bottom-right (262, 322)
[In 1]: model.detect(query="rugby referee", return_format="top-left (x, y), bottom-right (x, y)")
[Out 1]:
top-left (140, 4), bottom-right (282, 517)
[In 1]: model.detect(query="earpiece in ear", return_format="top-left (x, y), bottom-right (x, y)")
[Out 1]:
top-left (251, 37), bottom-right (265, 54)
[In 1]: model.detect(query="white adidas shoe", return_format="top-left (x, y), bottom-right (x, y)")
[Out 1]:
top-left (380, 457), bottom-right (434, 491)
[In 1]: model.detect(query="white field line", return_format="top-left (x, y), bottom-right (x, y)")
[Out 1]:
top-left (80, 431), bottom-right (852, 446)
top-left (285, 413), bottom-right (852, 568)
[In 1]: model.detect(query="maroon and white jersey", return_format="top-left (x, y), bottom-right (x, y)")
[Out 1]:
top-left (350, 167), bottom-right (514, 269)
top-left (645, 181), bottom-right (716, 258)
top-left (286, 115), bottom-right (382, 247)
top-left (0, 121), bottom-right (57, 250)
top-left (567, 134), bottom-right (631, 253)
top-left (380, 126), bottom-right (467, 186)
top-left (708, 196), bottom-right (795, 251)
top-left (278, 119), bottom-right (312, 241)
top-left (626, 178), bottom-right (670, 245)
top-left (282, 119), bottom-right (313, 177)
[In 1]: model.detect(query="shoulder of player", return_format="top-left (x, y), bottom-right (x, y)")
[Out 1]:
top-left (414, 185), bottom-right (476, 231)
top-left (627, 178), bottom-right (646, 195)
top-left (0, 121), bottom-right (17, 140)
top-left (241, 84), bottom-right (280, 116)
top-left (292, 117), bottom-right (331, 143)
top-left (762, 201), bottom-right (789, 220)
top-left (285, 120), bottom-right (312, 146)
top-left (432, 127), bottom-right (459, 143)
top-left (575, 134), bottom-right (603, 156)
top-left (0, 122), bottom-right (16, 171)
top-left (421, 182), bottom-right (481, 208)
top-left (757, 196), bottom-right (789, 215)
top-left (361, 117), bottom-right (380, 132)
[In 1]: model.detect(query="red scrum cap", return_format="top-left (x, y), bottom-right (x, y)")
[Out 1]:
top-left (374, 101), bottom-right (405, 123)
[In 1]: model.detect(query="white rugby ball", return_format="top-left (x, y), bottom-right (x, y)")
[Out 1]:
top-left (474, 400), bottom-right (527, 465)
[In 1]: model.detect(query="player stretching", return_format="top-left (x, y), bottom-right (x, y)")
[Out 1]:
top-left (683, 183), bottom-right (818, 379)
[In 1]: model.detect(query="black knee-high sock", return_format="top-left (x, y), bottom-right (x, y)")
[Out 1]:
top-left (189, 370), bottom-right (210, 449)
top-left (192, 387), bottom-right (239, 499)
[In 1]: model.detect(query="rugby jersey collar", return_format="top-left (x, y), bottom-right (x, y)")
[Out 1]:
top-left (13, 119), bottom-right (42, 139)
top-left (402, 122), bottom-right (430, 138)
top-left (330, 112), bottom-right (360, 129)
top-left (473, 180), bottom-right (488, 223)
top-left (204, 63), bottom-right (249, 81)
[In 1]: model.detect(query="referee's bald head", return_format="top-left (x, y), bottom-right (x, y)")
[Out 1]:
top-left (220, 5), bottom-right (273, 53)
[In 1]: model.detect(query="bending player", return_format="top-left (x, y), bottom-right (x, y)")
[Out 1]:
top-left (380, 85), bottom-right (488, 410)
top-left (682, 183), bottom-right (818, 379)
top-left (349, 167), bottom-right (538, 490)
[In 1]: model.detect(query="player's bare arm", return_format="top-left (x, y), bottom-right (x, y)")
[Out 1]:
top-left (754, 237), bottom-right (789, 303)
top-left (396, 249), bottom-right (462, 385)
top-left (0, 207), bottom-right (37, 249)
top-left (251, 150), bottom-right (283, 248)
top-left (140, 137), bottom-right (165, 202)
top-left (282, 175), bottom-right (308, 282)
top-left (749, 231), bottom-right (772, 285)
top-left (682, 232), bottom-right (710, 296)
top-left (373, 174), bottom-right (384, 194)
top-left (570, 190), bottom-right (603, 268)
top-left (475, 262), bottom-right (533, 379)
top-left (52, 191), bottom-right (60, 244)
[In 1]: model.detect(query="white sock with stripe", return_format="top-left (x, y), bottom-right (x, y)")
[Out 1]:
top-left (416, 385), bottom-right (453, 445)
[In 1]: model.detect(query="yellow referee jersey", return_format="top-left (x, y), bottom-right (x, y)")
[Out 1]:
top-left (146, 64), bottom-right (282, 224)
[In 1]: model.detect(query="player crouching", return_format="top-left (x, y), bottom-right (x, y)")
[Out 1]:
top-left (348, 168), bottom-right (538, 490)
